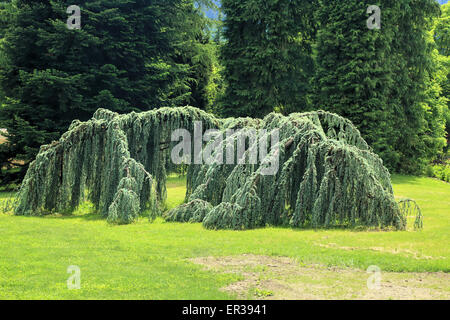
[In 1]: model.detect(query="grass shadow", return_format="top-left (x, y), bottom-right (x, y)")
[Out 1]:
top-left (264, 221), bottom-right (401, 234)
top-left (50, 212), bottom-right (105, 221)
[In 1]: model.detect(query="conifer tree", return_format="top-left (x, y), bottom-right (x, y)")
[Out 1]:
top-left (15, 106), bottom-right (407, 230)
top-left (388, 0), bottom-right (442, 172)
top-left (312, 0), bottom-right (399, 167)
top-left (311, 0), bottom-right (444, 173)
top-left (220, 0), bottom-right (318, 118)
top-left (0, 0), bottom-right (211, 183)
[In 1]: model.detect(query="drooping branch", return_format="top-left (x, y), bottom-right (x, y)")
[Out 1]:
top-left (14, 107), bottom-right (219, 223)
top-left (181, 110), bottom-right (406, 230)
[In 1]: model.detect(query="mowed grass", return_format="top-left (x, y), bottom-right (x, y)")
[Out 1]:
top-left (0, 174), bottom-right (448, 299)
top-left (164, 175), bottom-right (188, 211)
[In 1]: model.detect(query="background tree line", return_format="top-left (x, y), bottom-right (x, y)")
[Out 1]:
top-left (0, 0), bottom-right (448, 185)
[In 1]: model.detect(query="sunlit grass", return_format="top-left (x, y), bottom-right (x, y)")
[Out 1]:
top-left (165, 174), bottom-right (188, 211)
top-left (0, 174), bottom-right (448, 299)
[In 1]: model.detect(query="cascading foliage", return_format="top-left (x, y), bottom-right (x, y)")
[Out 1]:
top-left (15, 107), bottom-right (219, 224)
top-left (15, 107), bottom-right (407, 230)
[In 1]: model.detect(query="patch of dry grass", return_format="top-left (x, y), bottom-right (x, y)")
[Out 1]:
top-left (191, 254), bottom-right (450, 300)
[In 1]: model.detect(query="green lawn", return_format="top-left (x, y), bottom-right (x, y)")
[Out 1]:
top-left (0, 175), bottom-right (448, 299)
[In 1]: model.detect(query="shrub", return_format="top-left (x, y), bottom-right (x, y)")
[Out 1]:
top-left (427, 163), bottom-right (450, 183)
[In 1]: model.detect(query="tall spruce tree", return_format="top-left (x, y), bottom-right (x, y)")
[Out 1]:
top-left (312, 0), bottom-right (397, 168)
top-left (0, 0), bottom-right (212, 184)
top-left (312, 0), bottom-right (444, 173)
top-left (388, 0), bottom-right (442, 172)
top-left (220, 0), bottom-right (318, 118)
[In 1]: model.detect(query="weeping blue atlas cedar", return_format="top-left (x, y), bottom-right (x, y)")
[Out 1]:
top-left (14, 107), bottom-right (409, 230)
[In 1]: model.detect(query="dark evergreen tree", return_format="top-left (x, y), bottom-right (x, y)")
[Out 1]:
top-left (312, 0), bottom-right (398, 168)
top-left (388, 0), bottom-right (442, 172)
top-left (220, 0), bottom-right (318, 118)
top-left (0, 0), bottom-right (211, 184)
top-left (311, 0), bottom-right (444, 173)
